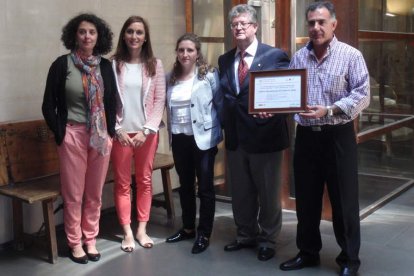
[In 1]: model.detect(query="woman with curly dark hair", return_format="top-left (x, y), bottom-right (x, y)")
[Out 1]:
top-left (165, 33), bottom-right (223, 254)
top-left (42, 13), bottom-right (117, 264)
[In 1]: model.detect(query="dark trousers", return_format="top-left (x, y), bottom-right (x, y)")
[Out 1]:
top-left (172, 134), bottom-right (218, 237)
top-left (294, 122), bottom-right (361, 269)
top-left (226, 148), bottom-right (283, 247)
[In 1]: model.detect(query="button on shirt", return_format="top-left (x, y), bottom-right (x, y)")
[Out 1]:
top-left (290, 36), bottom-right (370, 126)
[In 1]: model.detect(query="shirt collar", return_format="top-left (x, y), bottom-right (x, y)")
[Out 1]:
top-left (235, 38), bottom-right (258, 58)
top-left (306, 35), bottom-right (337, 60)
top-left (306, 35), bottom-right (337, 51)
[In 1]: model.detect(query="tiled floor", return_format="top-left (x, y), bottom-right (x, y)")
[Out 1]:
top-left (1, 135), bottom-right (414, 275)
top-left (1, 185), bottom-right (414, 276)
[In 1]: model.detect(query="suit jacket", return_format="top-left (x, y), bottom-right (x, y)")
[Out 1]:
top-left (42, 54), bottom-right (117, 145)
top-left (166, 68), bottom-right (223, 150)
top-left (112, 59), bottom-right (166, 133)
top-left (218, 43), bottom-right (290, 153)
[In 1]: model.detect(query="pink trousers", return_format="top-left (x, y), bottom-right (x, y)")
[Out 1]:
top-left (112, 133), bottom-right (158, 225)
top-left (57, 124), bottom-right (112, 249)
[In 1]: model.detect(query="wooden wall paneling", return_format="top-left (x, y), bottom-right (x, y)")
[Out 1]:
top-left (185, 0), bottom-right (193, 33)
top-left (332, 0), bottom-right (358, 47)
top-left (275, 0), bottom-right (291, 55)
top-left (0, 127), bottom-right (9, 185)
top-left (274, 0), bottom-right (297, 212)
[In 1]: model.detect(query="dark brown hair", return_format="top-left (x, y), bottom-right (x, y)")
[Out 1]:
top-left (61, 13), bottom-right (113, 55)
top-left (112, 16), bottom-right (156, 77)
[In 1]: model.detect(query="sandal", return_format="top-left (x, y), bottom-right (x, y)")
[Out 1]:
top-left (121, 236), bottom-right (136, 253)
top-left (136, 233), bottom-right (154, 249)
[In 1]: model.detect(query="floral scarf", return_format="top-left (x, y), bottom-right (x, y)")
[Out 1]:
top-left (71, 51), bottom-right (110, 156)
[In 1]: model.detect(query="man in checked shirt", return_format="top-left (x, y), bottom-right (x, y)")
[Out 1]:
top-left (279, 2), bottom-right (370, 276)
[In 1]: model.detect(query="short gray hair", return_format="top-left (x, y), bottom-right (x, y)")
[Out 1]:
top-left (306, 1), bottom-right (336, 20)
top-left (228, 4), bottom-right (257, 24)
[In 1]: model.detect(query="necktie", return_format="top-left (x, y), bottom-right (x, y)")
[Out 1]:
top-left (238, 51), bottom-right (248, 87)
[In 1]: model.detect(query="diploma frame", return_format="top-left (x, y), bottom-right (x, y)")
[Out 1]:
top-left (248, 68), bottom-right (307, 114)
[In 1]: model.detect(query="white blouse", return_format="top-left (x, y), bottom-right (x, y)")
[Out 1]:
top-left (168, 76), bottom-right (195, 135)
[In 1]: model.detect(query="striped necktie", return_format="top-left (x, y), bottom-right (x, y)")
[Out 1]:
top-left (238, 51), bottom-right (248, 87)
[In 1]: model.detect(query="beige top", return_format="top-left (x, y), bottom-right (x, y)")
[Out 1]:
top-left (65, 55), bottom-right (90, 123)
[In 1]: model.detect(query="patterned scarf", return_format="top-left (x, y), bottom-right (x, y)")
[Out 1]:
top-left (71, 51), bottom-right (110, 156)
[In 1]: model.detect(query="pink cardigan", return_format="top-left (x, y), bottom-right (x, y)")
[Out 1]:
top-left (113, 59), bottom-right (166, 132)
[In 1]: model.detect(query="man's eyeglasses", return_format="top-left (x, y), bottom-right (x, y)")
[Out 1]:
top-left (230, 22), bottom-right (254, 29)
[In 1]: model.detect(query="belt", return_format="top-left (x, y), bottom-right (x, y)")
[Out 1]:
top-left (299, 124), bottom-right (339, 132)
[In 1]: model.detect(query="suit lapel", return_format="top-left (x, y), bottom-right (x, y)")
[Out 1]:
top-left (224, 49), bottom-right (238, 95)
top-left (250, 43), bottom-right (265, 71)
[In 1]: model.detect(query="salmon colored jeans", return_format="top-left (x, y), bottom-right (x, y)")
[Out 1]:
top-left (58, 123), bottom-right (112, 249)
top-left (111, 133), bottom-right (158, 225)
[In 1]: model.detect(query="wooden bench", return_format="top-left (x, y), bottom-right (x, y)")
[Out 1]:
top-left (0, 119), bottom-right (175, 263)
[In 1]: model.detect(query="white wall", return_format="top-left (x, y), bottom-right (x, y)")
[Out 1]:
top-left (0, 0), bottom-right (185, 245)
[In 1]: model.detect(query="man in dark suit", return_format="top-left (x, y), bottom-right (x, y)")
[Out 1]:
top-left (218, 4), bottom-right (290, 261)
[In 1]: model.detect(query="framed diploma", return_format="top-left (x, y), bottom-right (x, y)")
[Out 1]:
top-left (248, 68), bottom-right (307, 114)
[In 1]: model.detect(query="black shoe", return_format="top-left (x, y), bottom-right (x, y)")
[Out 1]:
top-left (279, 253), bottom-right (320, 271)
top-left (68, 250), bottom-right (88, 264)
top-left (191, 235), bottom-right (209, 254)
top-left (166, 229), bottom-right (195, 243)
top-left (339, 266), bottom-right (358, 276)
top-left (86, 252), bottom-right (101, 262)
top-left (224, 240), bottom-right (256, 252)
top-left (257, 247), bottom-right (275, 261)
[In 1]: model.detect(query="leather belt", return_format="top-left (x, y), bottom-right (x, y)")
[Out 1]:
top-left (300, 124), bottom-right (337, 132)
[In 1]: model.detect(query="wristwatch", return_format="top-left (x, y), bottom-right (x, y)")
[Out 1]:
top-left (326, 106), bottom-right (334, 117)
top-left (143, 128), bottom-right (151, 137)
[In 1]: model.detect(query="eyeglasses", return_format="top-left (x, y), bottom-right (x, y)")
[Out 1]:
top-left (230, 22), bottom-right (254, 29)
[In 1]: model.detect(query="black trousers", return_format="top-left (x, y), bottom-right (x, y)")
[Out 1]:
top-left (172, 134), bottom-right (218, 237)
top-left (294, 122), bottom-right (361, 269)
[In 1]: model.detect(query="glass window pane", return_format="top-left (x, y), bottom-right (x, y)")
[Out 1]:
top-left (193, 0), bottom-right (224, 37)
top-left (359, 0), bottom-right (414, 32)
top-left (296, 0), bottom-right (314, 37)
top-left (359, 40), bottom-right (414, 114)
top-left (358, 124), bottom-right (414, 179)
top-left (200, 42), bottom-right (224, 68)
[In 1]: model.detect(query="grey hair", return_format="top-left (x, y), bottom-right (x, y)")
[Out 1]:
top-left (228, 4), bottom-right (257, 23)
top-left (306, 1), bottom-right (336, 20)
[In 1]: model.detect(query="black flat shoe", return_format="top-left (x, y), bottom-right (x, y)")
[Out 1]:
top-left (166, 229), bottom-right (195, 243)
top-left (257, 247), bottom-right (275, 261)
top-left (86, 252), bottom-right (101, 262)
top-left (279, 253), bottom-right (320, 271)
top-left (68, 250), bottom-right (88, 264)
top-left (191, 235), bottom-right (209, 254)
top-left (224, 240), bottom-right (256, 252)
